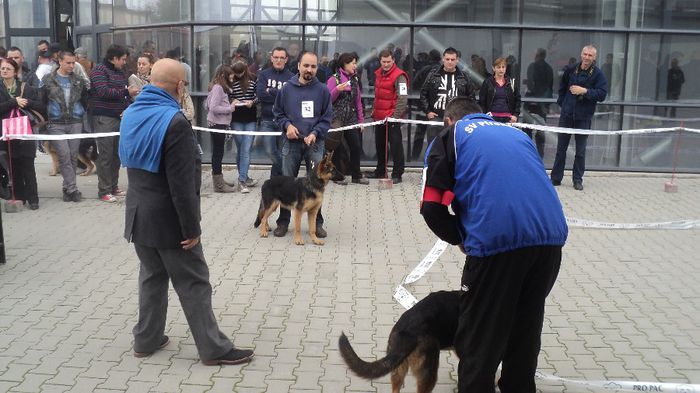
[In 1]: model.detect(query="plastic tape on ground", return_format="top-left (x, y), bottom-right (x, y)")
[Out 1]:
top-left (535, 371), bottom-right (700, 392)
top-left (567, 218), bottom-right (700, 230)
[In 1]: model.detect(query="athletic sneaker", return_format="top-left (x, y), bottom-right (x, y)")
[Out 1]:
top-left (100, 194), bottom-right (117, 203)
top-left (238, 183), bottom-right (250, 194)
top-left (112, 187), bottom-right (127, 197)
top-left (244, 178), bottom-right (258, 187)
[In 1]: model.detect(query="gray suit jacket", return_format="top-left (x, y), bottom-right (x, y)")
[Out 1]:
top-left (124, 114), bottom-right (202, 248)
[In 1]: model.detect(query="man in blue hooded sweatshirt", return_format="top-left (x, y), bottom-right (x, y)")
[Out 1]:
top-left (119, 58), bottom-right (254, 366)
top-left (272, 51), bottom-right (333, 238)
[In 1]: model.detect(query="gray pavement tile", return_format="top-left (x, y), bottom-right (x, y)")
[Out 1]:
top-left (1, 165), bottom-right (699, 392)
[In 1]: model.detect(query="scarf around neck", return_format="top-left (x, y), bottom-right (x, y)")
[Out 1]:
top-left (119, 84), bottom-right (181, 173)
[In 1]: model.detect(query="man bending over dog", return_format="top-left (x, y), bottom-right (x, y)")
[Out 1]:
top-left (272, 50), bottom-right (333, 239)
top-left (119, 58), bottom-right (253, 366)
top-left (421, 97), bottom-right (568, 393)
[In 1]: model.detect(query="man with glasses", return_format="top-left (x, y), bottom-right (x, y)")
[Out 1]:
top-left (256, 47), bottom-right (294, 181)
top-left (90, 44), bottom-right (140, 202)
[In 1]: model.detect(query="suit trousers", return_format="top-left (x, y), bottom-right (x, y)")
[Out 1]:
top-left (94, 115), bottom-right (121, 197)
top-left (133, 243), bottom-right (234, 361)
top-left (455, 246), bottom-right (562, 393)
top-left (47, 122), bottom-right (82, 194)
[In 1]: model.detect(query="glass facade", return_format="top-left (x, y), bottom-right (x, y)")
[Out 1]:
top-left (2, 0), bottom-right (698, 172)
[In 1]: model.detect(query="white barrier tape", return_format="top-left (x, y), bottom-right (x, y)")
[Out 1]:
top-left (535, 371), bottom-right (700, 392)
top-left (393, 239), bottom-right (449, 310)
top-left (567, 217), bottom-right (700, 230)
top-left (191, 126), bottom-right (280, 136)
top-left (511, 123), bottom-right (698, 136)
top-left (1, 131), bottom-right (119, 141)
top-left (390, 117), bottom-right (443, 127)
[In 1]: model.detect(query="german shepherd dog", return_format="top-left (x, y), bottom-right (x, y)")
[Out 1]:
top-left (43, 138), bottom-right (98, 176)
top-left (339, 290), bottom-right (461, 393)
top-left (254, 151), bottom-right (335, 246)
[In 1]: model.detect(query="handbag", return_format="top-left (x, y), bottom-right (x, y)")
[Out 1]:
top-left (2, 108), bottom-right (33, 138)
top-left (19, 83), bottom-right (47, 129)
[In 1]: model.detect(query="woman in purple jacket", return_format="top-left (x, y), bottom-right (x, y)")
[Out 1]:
top-left (206, 65), bottom-right (237, 193)
top-left (326, 52), bottom-right (368, 185)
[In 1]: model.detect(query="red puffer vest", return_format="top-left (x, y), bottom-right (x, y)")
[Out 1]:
top-left (372, 64), bottom-right (409, 120)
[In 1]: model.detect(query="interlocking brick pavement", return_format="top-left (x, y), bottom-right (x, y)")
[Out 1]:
top-left (1, 157), bottom-right (699, 392)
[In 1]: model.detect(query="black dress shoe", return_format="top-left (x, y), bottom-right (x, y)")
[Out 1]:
top-left (391, 177), bottom-right (402, 184)
top-left (273, 225), bottom-right (288, 237)
top-left (551, 179), bottom-right (561, 186)
top-left (134, 336), bottom-right (170, 358)
top-left (573, 182), bottom-right (584, 191)
top-left (203, 348), bottom-right (254, 366)
top-left (316, 225), bottom-right (327, 238)
top-left (365, 172), bottom-right (385, 179)
top-left (29, 203), bottom-right (39, 210)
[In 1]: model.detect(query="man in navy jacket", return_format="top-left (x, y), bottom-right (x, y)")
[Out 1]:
top-left (272, 51), bottom-right (333, 238)
top-left (550, 45), bottom-right (607, 191)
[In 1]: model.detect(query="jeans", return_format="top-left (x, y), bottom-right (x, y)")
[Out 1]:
top-left (260, 119), bottom-right (283, 177)
top-left (231, 121), bottom-right (255, 182)
top-left (277, 138), bottom-right (325, 226)
top-left (550, 115), bottom-right (591, 184)
top-left (47, 122), bottom-right (82, 194)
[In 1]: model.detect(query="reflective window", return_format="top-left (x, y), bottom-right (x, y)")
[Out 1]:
top-left (197, 0), bottom-right (301, 21)
top-left (8, 0), bottom-right (50, 27)
top-left (98, 32), bottom-right (114, 59)
top-left (194, 25), bottom-right (301, 92)
top-left (620, 106), bottom-right (700, 171)
top-left (9, 36), bottom-right (49, 65)
top-left (521, 30), bottom-right (624, 101)
top-left (306, 0), bottom-right (409, 22)
top-left (97, 0), bottom-right (112, 24)
top-left (113, 27), bottom-right (192, 80)
top-left (114, 0), bottom-right (190, 26)
top-left (304, 26), bottom-right (410, 92)
top-left (523, 0), bottom-right (628, 28)
top-left (0, 0), bottom-right (5, 41)
top-left (77, 0), bottom-right (93, 26)
top-left (414, 27), bottom-right (519, 92)
top-left (631, 0), bottom-right (700, 30)
top-left (414, 0), bottom-right (517, 23)
top-left (77, 35), bottom-right (95, 62)
top-left (625, 34), bottom-right (700, 104)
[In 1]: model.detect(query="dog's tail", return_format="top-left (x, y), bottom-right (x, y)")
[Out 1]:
top-left (253, 197), bottom-right (264, 228)
top-left (338, 332), bottom-right (414, 380)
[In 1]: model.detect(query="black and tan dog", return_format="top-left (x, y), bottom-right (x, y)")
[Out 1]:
top-left (339, 290), bottom-right (460, 393)
top-left (43, 138), bottom-right (98, 177)
top-left (254, 151), bottom-right (335, 246)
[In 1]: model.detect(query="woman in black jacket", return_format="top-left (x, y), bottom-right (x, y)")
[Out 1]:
top-left (0, 58), bottom-right (45, 209)
top-left (478, 57), bottom-right (521, 123)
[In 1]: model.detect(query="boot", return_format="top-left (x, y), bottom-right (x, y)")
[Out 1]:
top-left (212, 173), bottom-right (236, 193)
top-left (223, 177), bottom-right (237, 187)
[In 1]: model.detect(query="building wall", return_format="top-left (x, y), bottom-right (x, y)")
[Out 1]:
top-left (5, 0), bottom-right (700, 171)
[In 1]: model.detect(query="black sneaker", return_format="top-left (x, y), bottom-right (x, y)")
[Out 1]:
top-left (273, 225), bottom-right (288, 237)
top-left (573, 182), bottom-right (584, 191)
top-left (316, 225), bottom-right (327, 238)
top-left (551, 179), bottom-right (561, 186)
top-left (63, 190), bottom-right (71, 202)
top-left (134, 336), bottom-right (170, 358)
top-left (391, 177), bottom-right (402, 184)
top-left (29, 203), bottom-right (39, 210)
top-left (203, 348), bottom-right (254, 366)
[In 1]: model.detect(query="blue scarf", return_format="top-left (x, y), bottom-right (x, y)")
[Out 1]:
top-left (119, 85), bottom-right (181, 173)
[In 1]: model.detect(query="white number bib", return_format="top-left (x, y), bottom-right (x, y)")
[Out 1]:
top-left (301, 101), bottom-right (314, 118)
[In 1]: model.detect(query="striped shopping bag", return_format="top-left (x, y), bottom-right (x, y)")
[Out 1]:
top-left (1, 108), bottom-right (33, 139)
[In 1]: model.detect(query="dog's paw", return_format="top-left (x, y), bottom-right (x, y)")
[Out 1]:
top-left (312, 238), bottom-right (325, 246)
top-left (49, 170), bottom-right (58, 176)
top-left (294, 237), bottom-right (305, 246)
top-left (260, 230), bottom-right (269, 238)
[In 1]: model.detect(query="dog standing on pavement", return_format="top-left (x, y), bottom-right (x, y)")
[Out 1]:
top-left (339, 290), bottom-right (460, 393)
top-left (254, 151), bottom-right (335, 246)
